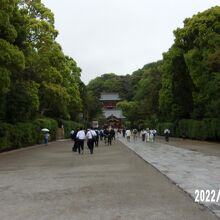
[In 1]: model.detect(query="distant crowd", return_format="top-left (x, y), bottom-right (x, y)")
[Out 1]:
top-left (69, 126), bottom-right (171, 155)
top-left (70, 127), bottom-right (117, 155)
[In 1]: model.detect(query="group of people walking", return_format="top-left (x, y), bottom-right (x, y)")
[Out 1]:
top-left (123, 128), bottom-right (157, 142)
top-left (70, 126), bottom-right (171, 154)
top-left (122, 127), bottom-right (171, 143)
top-left (70, 127), bottom-right (116, 155)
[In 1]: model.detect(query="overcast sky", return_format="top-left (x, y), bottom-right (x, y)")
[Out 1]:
top-left (41, 0), bottom-right (219, 84)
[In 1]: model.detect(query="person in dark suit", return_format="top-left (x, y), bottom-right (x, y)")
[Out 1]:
top-left (72, 128), bottom-right (79, 152)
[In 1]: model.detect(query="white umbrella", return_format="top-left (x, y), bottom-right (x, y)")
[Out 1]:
top-left (41, 128), bottom-right (49, 132)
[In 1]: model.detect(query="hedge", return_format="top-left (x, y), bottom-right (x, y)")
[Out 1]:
top-left (177, 118), bottom-right (220, 140)
top-left (34, 118), bottom-right (58, 141)
top-left (156, 118), bottom-right (220, 141)
top-left (0, 118), bottom-right (58, 152)
top-left (58, 119), bottom-right (83, 138)
top-left (156, 122), bottom-right (175, 136)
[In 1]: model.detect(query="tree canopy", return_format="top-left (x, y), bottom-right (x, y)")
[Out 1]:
top-left (87, 7), bottom-right (220, 129)
top-left (0, 0), bottom-right (87, 124)
top-left (1, 3), bottom-right (219, 134)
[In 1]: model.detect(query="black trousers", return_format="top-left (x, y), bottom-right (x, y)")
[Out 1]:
top-left (78, 139), bottom-right (84, 154)
top-left (108, 136), bottom-right (112, 145)
top-left (87, 139), bottom-right (94, 154)
top-left (142, 134), bottom-right (146, 142)
top-left (95, 136), bottom-right (99, 147)
top-left (165, 134), bottom-right (169, 142)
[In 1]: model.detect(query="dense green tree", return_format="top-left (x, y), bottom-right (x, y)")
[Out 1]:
top-left (0, 0), bottom-right (84, 124)
top-left (63, 56), bottom-right (82, 120)
top-left (84, 91), bottom-right (102, 123)
top-left (173, 6), bottom-right (220, 118)
top-left (134, 61), bottom-right (162, 117)
top-left (1, 1), bottom-right (219, 141)
top-left (39, 82), bottom-right (70, 118)
top-left (6, 81), bottom-right (39, 122)
top-left (159, 47), bottom-right (194, 121)
top-left (160, 6), bottom-right (220, 120)
top-left (0, 0), bottom-right (25, 119)
top-left (171, 51), bottom-right (194, 119)
top-left (116, 101), bottom-right (139, 127)
top-left (87, 73), bottom-right (135, 101)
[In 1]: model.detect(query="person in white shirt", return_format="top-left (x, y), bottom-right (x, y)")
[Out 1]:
top-left (126, 129), bottom-right (131, 142)
top-left (76, 128), bottom-right (86, 154)
top-left (132, 128), bottom-right (138, 141)
top-left (146, 128), bottom-right (151, 142)
top-left (86, 128), bottom-right (97, 154)
top-left (149, 130), bottom-right (154, 142)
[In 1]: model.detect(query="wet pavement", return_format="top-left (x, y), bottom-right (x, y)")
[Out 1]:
top-left (119, 136), bottom-right (220, 218)
top-left (0, 139), bottom-right (219, 220)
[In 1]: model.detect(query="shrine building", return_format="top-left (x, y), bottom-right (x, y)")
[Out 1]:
top-left (100, 92), bottom-right (125, 128)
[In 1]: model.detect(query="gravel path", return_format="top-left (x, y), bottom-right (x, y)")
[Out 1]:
top-left (0, 139), bottom-right (218, 220)
top-left (156, 136), bottom-right (220, 157)
top-left (119, 136), bottom-right (220, 219)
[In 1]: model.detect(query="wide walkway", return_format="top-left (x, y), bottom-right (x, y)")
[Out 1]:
top-left (0, 139), bottom-right (219, 220)
top-left (119, 136), bottom-right (220, 218)
top-left (156, 136), bottom-right (220, 157)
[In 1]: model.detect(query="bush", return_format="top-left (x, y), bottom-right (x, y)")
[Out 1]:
top-left (178, 118), bottom-right (220, 141)
top-left (0, 118), bottom-right (88, 152)
top-left (156, 119), bottom-right (220, 141)
top-left (59, 119), bottom-right (83, 138)
top-left (34, 118), bottom-right (58, 141)
top-left (10, 122), bottom-right (37, 148)
top-left (0, 118), bottom-right (58, 152)
top-left (0, 123), bottom-right (13, 151)
top-left (156, 122), bottom-right (175, 136)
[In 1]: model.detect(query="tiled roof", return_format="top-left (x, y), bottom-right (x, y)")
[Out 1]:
top-left (100, 93), bottom-right (121, 101)
top-left (103, 109), bottom-right (125, 119)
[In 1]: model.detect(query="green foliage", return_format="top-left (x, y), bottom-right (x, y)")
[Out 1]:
top-left (0, 39), bottom-right (25, 72)
top-left (0, 0), bottom-right (89, 151)
top-left (156, 122), bottom-right (175, 136)
top-left (34, 118), bottom-right (58, 141)
top-left (0, 0), bottom-right (84, 124)
top-left (117, 101), bottom-right (139, 127)
top-left (0, 123), bottom-right (13, 150)
top-left (159, 45), bottom-right (195, 121)
top-left (87, 62), bottom-right (163, 125)
top-left (39, 82), bottom-right (70, 119)
top-left (84, 91), bottom-right (102, 122)
top-left (0, 0), bottom-right (17, 43)
top-left (0, 2), bottom-right (219, 147)
top-left (0, 117), bottom-right (58, 151)
top-left (177, 119), bottom-right (220, 140)
top-left (6, 81), bottom-right (39, 122)
top-left (171, 51), bottom-right (194, 119)
top-left (87, 73), bottom-right (134, 101)
top-left (156, 7), bottom-right (220, 140)
top-left (173, 6), bottom-right (220, 119)
top-left (159, 49), bottom-right (174, 121)
top-left (156, 119), bottom-right (220, 140)
top-left (0, 0), bottom-right (25, 103)
top-left (58, 119), bottom-right (83, 138)
top-left (134, 61), bottom-right (162, 118)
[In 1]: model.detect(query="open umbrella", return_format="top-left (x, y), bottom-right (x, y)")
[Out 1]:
top-left (41, 128), bottom-right (49, 132)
